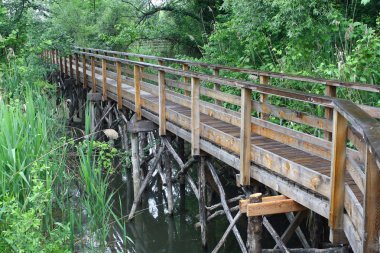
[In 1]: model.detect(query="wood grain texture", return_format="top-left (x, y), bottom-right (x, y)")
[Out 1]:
top-left (329, 109), bottom-right (348, 231)
top-left (191, 77), bottom-right (200, 156)
top-left (240, 87), bottom-right (252, 185)
top-left (134, 65), bottom-right (141, 119)
top-left (158, 70), bottom-right (166, 135)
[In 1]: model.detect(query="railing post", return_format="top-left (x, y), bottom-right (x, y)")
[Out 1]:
top-left (91, 56), bottom-right (96, 92)
top-left (102, 59), bottom-right (107, 101)
top-left (139, 57), bottom-right (144, 75)
top-left (134, 65), bottom-right (141, 119)
top-left (329, 108), bottom-right (348, 243)
top-left (59, 54), bottom-right (63, 75)
top-left (183, 64), bottom-right (191, 96)
top-left (116, 61), bottom-right (122, 109)
top-left (82, 55), bottom-right (88, 89)
top-left (213, 68), bottom-right (222, 106)
top-left (69, 54), bottom-right (73, 77)
top-left (191, 77), bottom-right (200, 156)
top-left (64, 56), bottom-right (68, 76)
top-left (158, 69), bottom-right (166, 136)
top-left (363, 145), bottom-right (380, 253)
top-left (259, 75), bottom-right (270, 120)
top-left (75, 53), bottom-right (79, 85)
top-left (239, 87), bottom-right (252, 186)
top-left (325, 83), bottom-right (336, 141)
top-left (55, 50), bottom-right (58, 65)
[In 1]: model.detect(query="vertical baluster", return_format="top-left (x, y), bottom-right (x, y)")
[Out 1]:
top-left (191, 77), bottom-right (200, 156)
top-left (325, 83), bottom-right (336, 141)
top-left (239, 87), bottom-right (252, 186)
top-left (183, 64), bottom-right (190, 96)
top-left (75, 53), bottom-right (79, 85)
top-left (259, 75), bottom-right (270, 120)
top-left (82, 55), bottom-right (88, 89)
top-left (158, 69), bottom-right (166, 136)
top-left (134, 65), bottom-right (142, 120)
top-left (328, 109), bottom-right (347, 242)
top-left (213, 68), bottom-right (222, 106)
top-left (59, 54), bottom-right (63, 75)
top-left (64, 56), bottom-right (68, 76)
top-left (69, 55), bottom-right (73, 77)
top-left (102, 58), bottom-right (107, 101)
top-left (91, 56), bottom-right (96, 92)
top-left (139, 57), bottom-right (144, 80)
top-left (363, 145), bottom-right (380, 253)
top-left (116, 61), bottom-right (122, 109)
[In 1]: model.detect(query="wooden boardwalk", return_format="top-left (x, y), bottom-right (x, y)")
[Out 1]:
top-left (44, 48), bottom-right (380, 253)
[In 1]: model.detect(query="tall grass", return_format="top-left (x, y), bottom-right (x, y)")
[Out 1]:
top-left (0, 56), bottom-right (129, 252)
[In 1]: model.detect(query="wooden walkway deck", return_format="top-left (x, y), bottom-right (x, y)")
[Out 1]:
top-left (44, 48), bottom-right (380, 253)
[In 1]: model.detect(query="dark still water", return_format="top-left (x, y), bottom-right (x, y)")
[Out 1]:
top-left (107, 167), bottom-right (298, 253)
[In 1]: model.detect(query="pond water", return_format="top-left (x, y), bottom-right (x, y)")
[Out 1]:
top-left (107, 166), bottom-right (299, 253)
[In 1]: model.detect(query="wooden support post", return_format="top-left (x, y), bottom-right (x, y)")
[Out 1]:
top-left (90, 99), bottom-right (96, 133)
top-left (116, 61), bottom-right (122, 109)
top-left (259, 75), bottom-right (270, 120)
top-left (363, 145), bottom-right (380, 253)
top-left (247, 193), bottom-right (263, 253)
top-left (240, 87), bottom-right (252, 186)
top-left (75, 53), bottom-right (79, 85)
top-left (82, 55), bottom-right (88, 89)
top-left (64, 56), bottom-right (68, 76)
top-left (131, 132), bottom-right (141, 199)
top-left (91, 56), bottom-right (96, 92)
top-left (134, 65), bottom-right (142, 120)
top-left (324, 84), bottom-right (336, 141)
top-left (128, 146), bottom-right (164, 220)
top-left (102, 59), bottom-right (107, 100)
top-left (59, 55), bottom-right (63, 75)
top-left (69, 55), bottom-right (73, 77)
top-left (199, 156), bottom-right (207, 248)
top-left (183, 64), bottom-right (190, 96)
top-left (158, 70), bottom-right (166, 135)
top-left (165, 150), bottom-right (174, 215)
top-left (213, 68), bottom-right (222, 106)
top-left (55, 50), bottom-right (58, 65)
top-left (191, 77), bottom-right (200, 156)
top-left (329, 109), bottom-right (348, 243)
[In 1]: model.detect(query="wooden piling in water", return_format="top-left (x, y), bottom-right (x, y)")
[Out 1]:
top-left (247, 193), bottom-right (263, 253)
top-left (198, 155), bottom-right (207, 248)
top-left (131, 132), bottom-right (141, 199)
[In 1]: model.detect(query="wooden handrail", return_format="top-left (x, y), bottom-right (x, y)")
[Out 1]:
top-left (75, 46), bottom-right (380, 93)
top-left (329, 100), bottom-right (380, 252)
top-left (74, 50), bottom-right (334, 107)
top-left (333, 99), bottom-right (380, 161)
